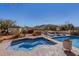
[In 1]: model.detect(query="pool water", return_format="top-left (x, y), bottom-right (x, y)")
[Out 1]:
top-left (10, 37), bottom-right (56, 51)
top-left (53, 36), bottom-right (79, 48)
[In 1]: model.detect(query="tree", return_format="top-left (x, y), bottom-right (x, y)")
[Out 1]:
top-left (0, 19), bottom-right (15, 34)
top-left (21, 28), bottom-right (27, 36)
top-left (64, 24), bottom-right (74, 30)
top-left (60, 23), bottom-right (74, 31)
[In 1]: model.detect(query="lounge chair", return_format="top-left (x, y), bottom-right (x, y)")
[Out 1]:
top-left (63, 39), bottom-right (72, 51)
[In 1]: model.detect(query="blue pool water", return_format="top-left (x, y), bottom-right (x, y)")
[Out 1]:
top-left (53, 36), bottom-right (79, 48)
top-left (10, 37), bottom-right (56, 51)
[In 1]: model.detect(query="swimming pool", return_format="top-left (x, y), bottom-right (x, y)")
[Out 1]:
top-left (9, 37), bottom-right (56, 51)
top-left (53, 36), bottom-right (79, 48)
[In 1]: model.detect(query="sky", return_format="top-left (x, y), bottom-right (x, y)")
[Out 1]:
top-left (0, 3), bottom-right (79, 27)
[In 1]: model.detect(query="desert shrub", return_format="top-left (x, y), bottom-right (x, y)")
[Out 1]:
top-left (21, 29), bottom-right (27, 36)
top-left (27, 29), bottom-right (34, 34)
top-left (11, 29), bottom-right (21, 39)
top-left (32, 30), bottom-right (41, 36)
top-left (68, 30), bottom-right (79, 36)
top-left (12, 34), bottom-right (20, 39)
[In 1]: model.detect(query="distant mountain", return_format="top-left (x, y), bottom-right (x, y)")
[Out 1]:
top-left (24, 24), bottom-right (79, 30)
top-left (33, 24), bottom-right (58, 30)
top-left (11, 25), bottom-right (21, 28)
top-left (75, 26), bottom-right (79, 30)
top-left (25, 26), bottom-right (34, 29)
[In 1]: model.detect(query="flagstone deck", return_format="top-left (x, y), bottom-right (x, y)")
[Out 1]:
top-left (0, 39), bottom-right (79, 56)
top-left (0, 34), bottom-right (79, 56)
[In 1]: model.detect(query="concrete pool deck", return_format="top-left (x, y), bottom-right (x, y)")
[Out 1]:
top-left (0, 35), bottom-right (79, 56)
